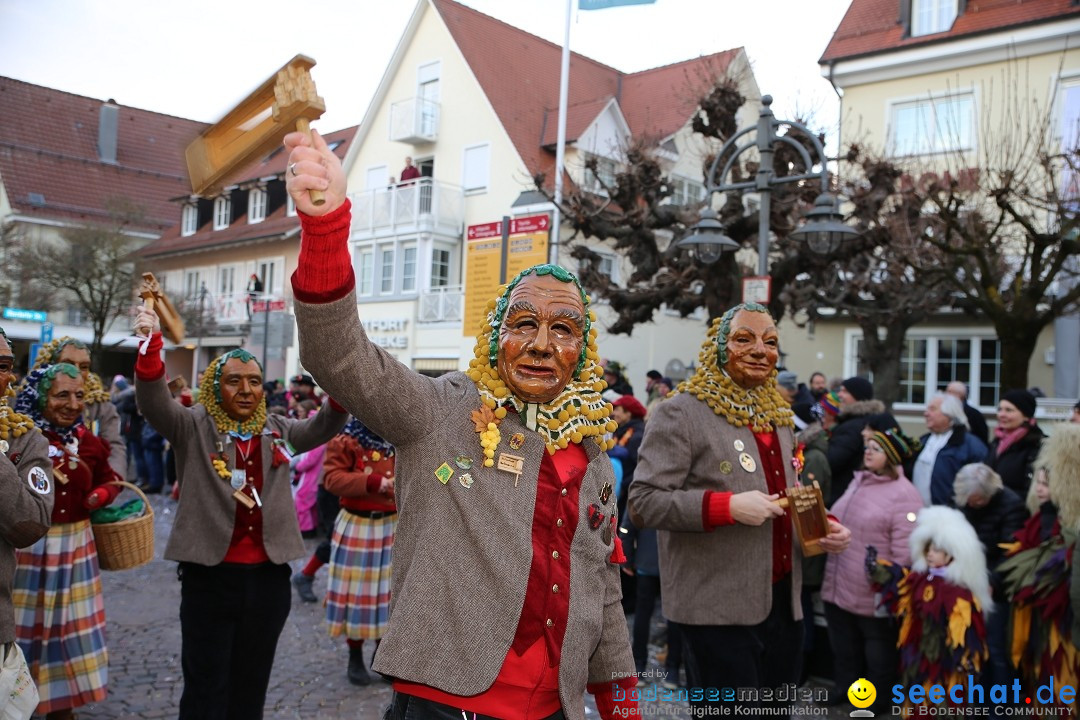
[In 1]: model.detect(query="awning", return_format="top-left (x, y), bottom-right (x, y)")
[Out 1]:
top-left (412, 357), bottom-right (460, 372)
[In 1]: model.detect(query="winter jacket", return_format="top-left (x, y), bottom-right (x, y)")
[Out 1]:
top-left (960, 485), bottom-right (1028, 601)
top-left (291, 444), bottom-right (326, 532)
top-left (916, 426), bottom-right (988, 506)
top-left (822, 467), bottom-right (923, 617)
top-left (797, 423), bottom-right (832, 588)
top-left (826, 399), bottom-right (885, 504)
top-left (985, 424), bottom-right (1046, 499)
top-left (619, 513), bottom-right (659, 577)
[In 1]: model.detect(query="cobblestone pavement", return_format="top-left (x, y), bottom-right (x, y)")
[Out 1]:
top-left (67, 489), bottom-right (846, 719)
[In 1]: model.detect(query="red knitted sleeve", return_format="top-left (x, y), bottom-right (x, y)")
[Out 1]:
top-left (291, 200), bottom-right (355, 303)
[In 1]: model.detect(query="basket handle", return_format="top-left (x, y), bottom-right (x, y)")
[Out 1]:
top-left (105, 480), bottom-right (152, 508)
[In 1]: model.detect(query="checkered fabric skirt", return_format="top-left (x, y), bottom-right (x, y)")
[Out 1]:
top-left (13, 519), bottom-right (108, 712)
top-left (325, 510), bottom-right (395, 640)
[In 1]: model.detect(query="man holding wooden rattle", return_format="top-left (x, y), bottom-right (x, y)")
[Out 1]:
top-left (630, 302), bottom-right (851, 712)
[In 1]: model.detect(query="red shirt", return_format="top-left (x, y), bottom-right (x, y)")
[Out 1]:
top-left (45, 427), bottom-right (121, 523)
top-left (222, 435), bottom-right (270, 564)
top-left (394, 443), bottom-right (586, 719)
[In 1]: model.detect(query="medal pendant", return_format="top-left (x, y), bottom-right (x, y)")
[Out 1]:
top-left (230, 469), bottom-right (246, 490)
top-left (233, 489), bottom-right (256, 509)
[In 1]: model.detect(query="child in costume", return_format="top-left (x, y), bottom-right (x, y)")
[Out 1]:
top-left (867, 505), bottom-right (992, 702)
top-left (997, 423), bottom-right (1080, 708)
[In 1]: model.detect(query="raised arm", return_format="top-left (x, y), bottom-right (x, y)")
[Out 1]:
top-left (281, 400), bottom-right (348, 455)
top-left (285, 130), bottom-right (453, 447)
top-left (132, 304), bottom-right (195, 444)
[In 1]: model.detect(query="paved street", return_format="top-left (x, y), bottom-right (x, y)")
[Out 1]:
top-left (70, 489), bottom-right (843, 719)
top-left (78, 490), bottom-right (394, 719)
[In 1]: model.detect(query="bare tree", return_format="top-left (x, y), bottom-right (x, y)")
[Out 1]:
top-left (13, 199), bottom-right (146, 363)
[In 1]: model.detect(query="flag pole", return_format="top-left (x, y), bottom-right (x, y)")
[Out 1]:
top-left (550, 0), bottom-right (572, 265)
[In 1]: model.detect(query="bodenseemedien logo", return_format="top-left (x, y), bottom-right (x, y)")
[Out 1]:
top-left (849, 678), bottom-right (877, 717)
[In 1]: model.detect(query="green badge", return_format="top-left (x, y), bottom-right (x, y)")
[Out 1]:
top-left (435, 462), bottom-right (454, 485)
top-left (719, 460), bottom-right (733, 475)
top-left (454, 455), bottom-right (473, 470)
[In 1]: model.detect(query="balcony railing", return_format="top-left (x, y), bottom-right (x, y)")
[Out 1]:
top-left (350, 178), bottom-right (464, 240)
top-left (418, 284), bottom-right (463, 323)
top-left (389, 97), bottom-right (440, 144)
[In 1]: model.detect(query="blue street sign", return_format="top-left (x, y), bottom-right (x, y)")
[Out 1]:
top-left (40, 322), bottom-right (53, 344)
top-left (2, 307), bottom-right (47, 323)
top-left (27, 343), bottom-right (41, 372)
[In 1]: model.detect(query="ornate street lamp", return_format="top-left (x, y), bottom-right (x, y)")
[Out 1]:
top-left (676, 95), bottom-right (857, 282)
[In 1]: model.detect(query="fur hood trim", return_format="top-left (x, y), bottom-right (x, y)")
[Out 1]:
top-left (1034, 423), bottom-right (1080, 531)
top-left (837, 399), bottom-right (886, 421)
top-left (909, 505), bottom-right (993, 612)
top-left (797, 423), bottom-right (827, 446)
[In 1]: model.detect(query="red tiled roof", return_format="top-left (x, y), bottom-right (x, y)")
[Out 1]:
top-left (0, 76), bottom-right (207, 233)
top-left (138, 126), bottom-right (356, 259)
top-left (540, 97), bottom-right (614, 147)
top-left (821, 0), bottom-right (1080, 63)
top-left (432, 0), bottom-right (738, 183)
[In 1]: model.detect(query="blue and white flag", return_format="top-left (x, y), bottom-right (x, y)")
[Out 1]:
top-left (579, 0), bottom-right (656, 9)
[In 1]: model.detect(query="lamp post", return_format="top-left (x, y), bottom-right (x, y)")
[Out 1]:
top-left (677, 95), bottom-right (857, 297)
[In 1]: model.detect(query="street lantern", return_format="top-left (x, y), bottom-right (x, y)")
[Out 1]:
top-left (675, 95), bottom-right (857, 281)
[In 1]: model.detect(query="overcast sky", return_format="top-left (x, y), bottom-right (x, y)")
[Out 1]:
top-left (0, 0), bottom-right (851, 150)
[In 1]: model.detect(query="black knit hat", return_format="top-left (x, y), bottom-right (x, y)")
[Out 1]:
top-left (841, 376), bottom-right (874, 402)
top-left (1001, 388), bottom-right (1037, 419)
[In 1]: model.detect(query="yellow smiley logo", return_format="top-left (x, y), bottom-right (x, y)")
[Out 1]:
top-left (848, 678), bottom-right (877, 709)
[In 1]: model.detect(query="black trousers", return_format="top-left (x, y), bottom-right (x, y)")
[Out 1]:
top-left (823, 602), bottom-right (898, 713)
top-left (178, 562), bottom-right (292, 720)
top-left (681, 576), bottom-right (803, 710)
top-left (632, 574), bottom-right (662, 672)
top-left (384, 692), bottom-right (566, 720)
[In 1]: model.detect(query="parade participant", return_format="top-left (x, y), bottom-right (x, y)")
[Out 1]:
top-left (320, 417), bottom-right (397, 686)
top-left (285, 128), bottom-right (636, 720)
top-left (867, 506), bottom-right (991, 706)
top-left (997, 424), bottom-right (1080, 707)
top-left (0, 326), bottom-right (53, 718)
top-left (32, 338), bottom-right (126, 479)
top-left (629, 302), bottom-right (851, 712)
top-left (13, 363), bottom-right (122, 720)
top-left (132, 304), bottom-right (348, 720)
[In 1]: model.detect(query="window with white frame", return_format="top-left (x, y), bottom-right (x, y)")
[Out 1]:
top-left (184, 269), bottom-right (206, 302)
top-left (668, 176), bottom-right (706, 206)
top-left (357, 250), bottom-right (374, 296)
top-left (248, 188), bottom-right (267, 224)
top-left (213, 196), bottom-right (231, 230)
top-left (418, 62), bottom-right (441, 137)
top-left (256, 257), bottom-right (284, 297)
top-left (217, 264), bottom-right (240, 296)
top-left (380, 246), bottom-right (395, 294)
top-left (181, 204), bottom-right (198, 236)
top-left (585, 153), bottom-right (618, 194)
top-left (431, 248), bottom-right (451, 288)
top-left (852, 332), bottom-right (1002, 408)
top-left (890, 92), bottom-right (975, 156)
top-left (402, 246), bottom-right (418, 292)
top-left (578, 251), bottom-right (620, 285)
top-left (1058, 77), bottom-right (1080, 205)
top-left (463, 144), bottom-right (490, 194)
top-left (911, 0), bottom-right (957, 37)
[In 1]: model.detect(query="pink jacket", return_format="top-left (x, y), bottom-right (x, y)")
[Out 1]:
top-left (821, 468), bottom-right (923, 616)
top-left (292, 444), bottom-right (326, 532)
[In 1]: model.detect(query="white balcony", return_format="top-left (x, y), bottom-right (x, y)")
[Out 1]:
top-left (350, 178), bottom-right (464, 241)
top-left (418, 284), bottom-right (463, 324)
top-left (389, 98), bottom-right (439, 144)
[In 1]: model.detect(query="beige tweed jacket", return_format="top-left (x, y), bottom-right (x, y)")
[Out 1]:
top-left (135, 374), bottom-right (346, 565)
top-left (294, 291), bottom-right (634, 720)
top-left (0, 430), bottom-right (53, 643)
top-left (629, 391), bottom-right (802, 626)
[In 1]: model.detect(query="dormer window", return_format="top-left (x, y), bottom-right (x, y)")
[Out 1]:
top-left (213, 196), bottom-right (231, 230)
top-left (181, 204), bottom-right (198, 236)
top-left (911, 0), bottom-right (957, 37)
top-left (248, 188), bottom-right (267, 224)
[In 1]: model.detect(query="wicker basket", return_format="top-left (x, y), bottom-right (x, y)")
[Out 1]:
top-left (91, 481), bottom-right (155, 571)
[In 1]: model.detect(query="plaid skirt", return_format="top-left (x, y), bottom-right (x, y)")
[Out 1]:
top-left (13, 520), bottom-right (108, 712)
top-left (325, 509), bottom-right (395, 640)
